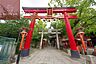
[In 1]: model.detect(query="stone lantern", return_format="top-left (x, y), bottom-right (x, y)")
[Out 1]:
top-left (76, 27), bottom-right (87, 55)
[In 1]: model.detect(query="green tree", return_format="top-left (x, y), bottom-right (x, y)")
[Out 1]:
top-left (36, 19), bottom-right (47, 31)
top-left (51, 19), bottom-right (66, 35)
top-left (0, 17), bottom-right (29, 39)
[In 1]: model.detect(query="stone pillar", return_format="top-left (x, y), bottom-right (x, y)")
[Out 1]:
top-left (56, 30), bottom-right (60, 49)
top-left (40, 30), bottom-right (44, 49)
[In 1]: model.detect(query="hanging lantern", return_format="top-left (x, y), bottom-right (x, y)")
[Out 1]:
top-left (43, 18), bottom-right (46, 22)
top-left (38, 18), bottom-right (41, 20)
top-left (53, 18), bottom-right (56, 21)
top-left (48, 19), bottom-right (50, 22)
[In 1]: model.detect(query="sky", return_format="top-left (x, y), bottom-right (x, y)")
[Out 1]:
top-left (21, 0), bottom-right (49, 7)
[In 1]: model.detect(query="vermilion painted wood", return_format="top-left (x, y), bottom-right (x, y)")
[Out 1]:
top-left (24, 15), bottom-right (77, 19)
top-left (23, 7), bottom-right (76, 13)
top-left (24, 19), bottom-right (36, 49)
top-left (64, 12), bottom-right (77, 50)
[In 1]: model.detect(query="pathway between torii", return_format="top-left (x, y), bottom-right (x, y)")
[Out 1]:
top-left (19, 47), bottom-right (85, 64)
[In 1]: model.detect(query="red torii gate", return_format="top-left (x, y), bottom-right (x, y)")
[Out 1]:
top-left (22, 7), bottom-right (80, 58)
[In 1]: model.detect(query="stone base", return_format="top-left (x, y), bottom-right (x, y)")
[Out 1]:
top-left (71, 50), bottom-right (80, 58)
top-left (21, 49), bottom-right (30, 57)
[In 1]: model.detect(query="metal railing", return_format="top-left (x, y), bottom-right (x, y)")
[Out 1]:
top-left (0, 36), bottom-right (16, 64)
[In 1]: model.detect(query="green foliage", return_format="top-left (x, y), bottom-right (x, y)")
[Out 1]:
top-left (36, 19), bottom-right (47, 31)
top-left (51, 19), bottom-right (67, 35)
top-left (32, 25), bottom-right (40, 48)
top-left (51, 19), bottom-right (64, 29)
top-left (0, 17), bottom-right (29, 39)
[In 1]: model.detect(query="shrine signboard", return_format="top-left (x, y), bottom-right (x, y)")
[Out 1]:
top-left (0, 0), bottom-right (20, 20)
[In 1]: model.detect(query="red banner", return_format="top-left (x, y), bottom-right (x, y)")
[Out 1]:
top-left (0, 0), bottom-right (20, 20)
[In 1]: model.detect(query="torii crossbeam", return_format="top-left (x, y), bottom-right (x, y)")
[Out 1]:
top-left (22, 7), bottom-right (80, 58)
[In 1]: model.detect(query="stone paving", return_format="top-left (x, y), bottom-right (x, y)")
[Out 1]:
top-left (19, 47), bottom-right (85, 64)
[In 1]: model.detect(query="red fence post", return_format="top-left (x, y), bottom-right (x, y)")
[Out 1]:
top-left (63, 12), bottom-right (80, 58)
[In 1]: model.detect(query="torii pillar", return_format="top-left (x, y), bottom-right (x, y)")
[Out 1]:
top-left (21, 13), bottom-right (37, 57)
top-left (64, 12), bottom-right (80, 58)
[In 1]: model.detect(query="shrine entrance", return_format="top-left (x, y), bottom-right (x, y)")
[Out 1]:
top-left (39, 29), bottom-right (61, 49)
top-left (22, 7), bottom-right (80, 58)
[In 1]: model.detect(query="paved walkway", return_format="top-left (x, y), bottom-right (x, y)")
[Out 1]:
top-left (19, 47), bottom-right (85, 64)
